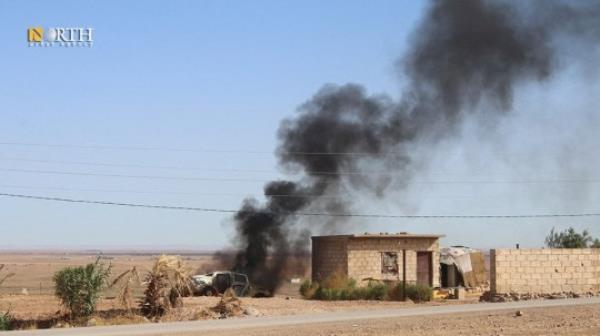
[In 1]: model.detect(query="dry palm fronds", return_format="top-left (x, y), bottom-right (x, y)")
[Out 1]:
top-left (140, 255), bottom-right (192, 319)
top-left (110, 267), bottom-right (141, 314)
top-left (211, 288), bottom-right (243, 318)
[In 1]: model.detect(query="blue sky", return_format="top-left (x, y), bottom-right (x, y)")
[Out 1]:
top-left (0, 0), bottom-right (599, 250)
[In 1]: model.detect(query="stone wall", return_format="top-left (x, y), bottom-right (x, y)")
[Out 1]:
top-left (491, 248), bottom-right (600, 295)
top-left (346, 237), bottom-right (440, 287)
top-left (311, 236), bottom-right (349, 282)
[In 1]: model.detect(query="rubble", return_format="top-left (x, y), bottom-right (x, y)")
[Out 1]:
top-left (480, 291), bottom-right (600, 303)
top-left (243, 307), bottom-right (260, 317)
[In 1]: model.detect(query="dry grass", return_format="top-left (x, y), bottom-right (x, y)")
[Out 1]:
top-left (211, 288), bottom-right (244, 318)
top-left (140, 255), bottom-right (193, 319)
top-left (110, 266), bottom-right (141, 314)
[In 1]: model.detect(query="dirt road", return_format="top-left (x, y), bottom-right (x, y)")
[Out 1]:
top-left (4, 297), bottom-right (600, 336)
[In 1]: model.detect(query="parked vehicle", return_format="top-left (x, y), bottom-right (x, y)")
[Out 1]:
top-left (190, 271), bottom-right (250, 296)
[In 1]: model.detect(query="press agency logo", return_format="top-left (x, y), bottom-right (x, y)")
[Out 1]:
top-left (27, 27), bottom-right (94, 47)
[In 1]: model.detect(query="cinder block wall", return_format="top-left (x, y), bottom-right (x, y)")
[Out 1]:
top-left (491, 248), bottom-right (600, 294)
top-left (346, 237), bottom-right (440, 287)
top-left (311, 236), bottom-right (349, 282)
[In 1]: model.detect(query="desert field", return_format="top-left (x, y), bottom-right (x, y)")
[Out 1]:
top-left (0, 252), bottom-right (219, 297)
top-left (0, 252), bottom-right (314, 322)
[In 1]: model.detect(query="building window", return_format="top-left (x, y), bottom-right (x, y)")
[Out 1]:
top-left (381, 252), bottom-right (398, 274)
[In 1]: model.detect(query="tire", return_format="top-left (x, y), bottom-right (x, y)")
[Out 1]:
top-left (201, 287), bottom-right (218, 296)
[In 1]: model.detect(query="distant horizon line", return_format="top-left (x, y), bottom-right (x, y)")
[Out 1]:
top-left (0, 245), bottom-right (225, 254)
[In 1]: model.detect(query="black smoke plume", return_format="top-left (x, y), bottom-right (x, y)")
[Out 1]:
top-left (225, 0), bottom-right (600, 293)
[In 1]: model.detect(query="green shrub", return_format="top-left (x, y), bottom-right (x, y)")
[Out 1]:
top-left (364, 282), bottom-right (387, 300)
top-left (0, 311), bottom-right (11, 331)
top-left (314, 285), bottom-right (349, 300)
top-left (303, 277), bottom-right (433, 302)
top-left (305, 275), bottom-right (389, 301)
top-left (301, 274), bottom-right (438, 302)
top-left (388, 282), bottom-right (432, 302)
top-left (53, 258), bottom-right (111, 320)
top-left (299, 280), bottom-right (318, 298)
top-left (405, 283), bottom-right (432, 302)
top-left (313, 286), bottom-right (331, 300)
top-left (320, 273), bottom-right (351, 289)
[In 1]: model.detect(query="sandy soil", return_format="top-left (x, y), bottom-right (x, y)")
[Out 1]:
top-left (171, 304), bottom-right (600, 336)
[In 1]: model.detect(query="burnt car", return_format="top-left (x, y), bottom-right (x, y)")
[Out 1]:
top-left (190, 271), bottom-right (250, 296)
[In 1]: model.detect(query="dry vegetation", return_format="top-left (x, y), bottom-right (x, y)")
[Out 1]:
top-left (140, 255), bottom-right (193, 319)
top-left (109, 266), bottom-right (141, 314)
top-left (0, 252), bottom-right (313, 330)
top-left (0, 252), bottom-right (218, 329)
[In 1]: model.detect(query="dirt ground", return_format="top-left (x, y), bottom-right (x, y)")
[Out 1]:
top-left (1, 293), bottom-right (457, 320)
top-left (171, 304), bottom-right (600, 336)
top-left (3, 293), bottom-right (598, 335)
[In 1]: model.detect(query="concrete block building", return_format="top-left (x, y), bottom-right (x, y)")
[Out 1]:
top-left (311, 233), bottom-right (443, 287)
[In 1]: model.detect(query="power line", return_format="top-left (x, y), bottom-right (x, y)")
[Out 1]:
top-left (0, 192), bottom-right (237, 213)
top-left (0, 183), bottom-right (503, 199)
top-left (1, 191), bottom-right (600, 218)
top-left (0, 156), bottom-right (390, 176)
top-left (0, 157), bottom-right (595, 180)
top-left (0, 157), bottom-right (273, 173)
top-left (0, 168), bottom-right (268, 183)
top-left (2, 167), bottom-right (600, 185)
top-left (0, 142), bottom-right (383, 156)
top-left (2, 141), bottom-right (597, 158)
top-left (0, 184), bottom-right (339, 199)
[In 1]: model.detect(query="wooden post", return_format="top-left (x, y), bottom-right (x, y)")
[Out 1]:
top-left (402, 249), bottom-right (406, 301)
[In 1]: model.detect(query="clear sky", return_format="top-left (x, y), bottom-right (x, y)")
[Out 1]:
top-left (1, 0), bottom-right (599, 250)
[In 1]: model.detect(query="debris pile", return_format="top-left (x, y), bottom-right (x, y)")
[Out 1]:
top-left (481, 291), bottom-right (600, 302)
top-left (440, 246), bottom-right (487, 289)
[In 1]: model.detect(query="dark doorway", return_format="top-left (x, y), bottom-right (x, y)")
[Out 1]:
top-left (416, 251), bottom-right (433, 286)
